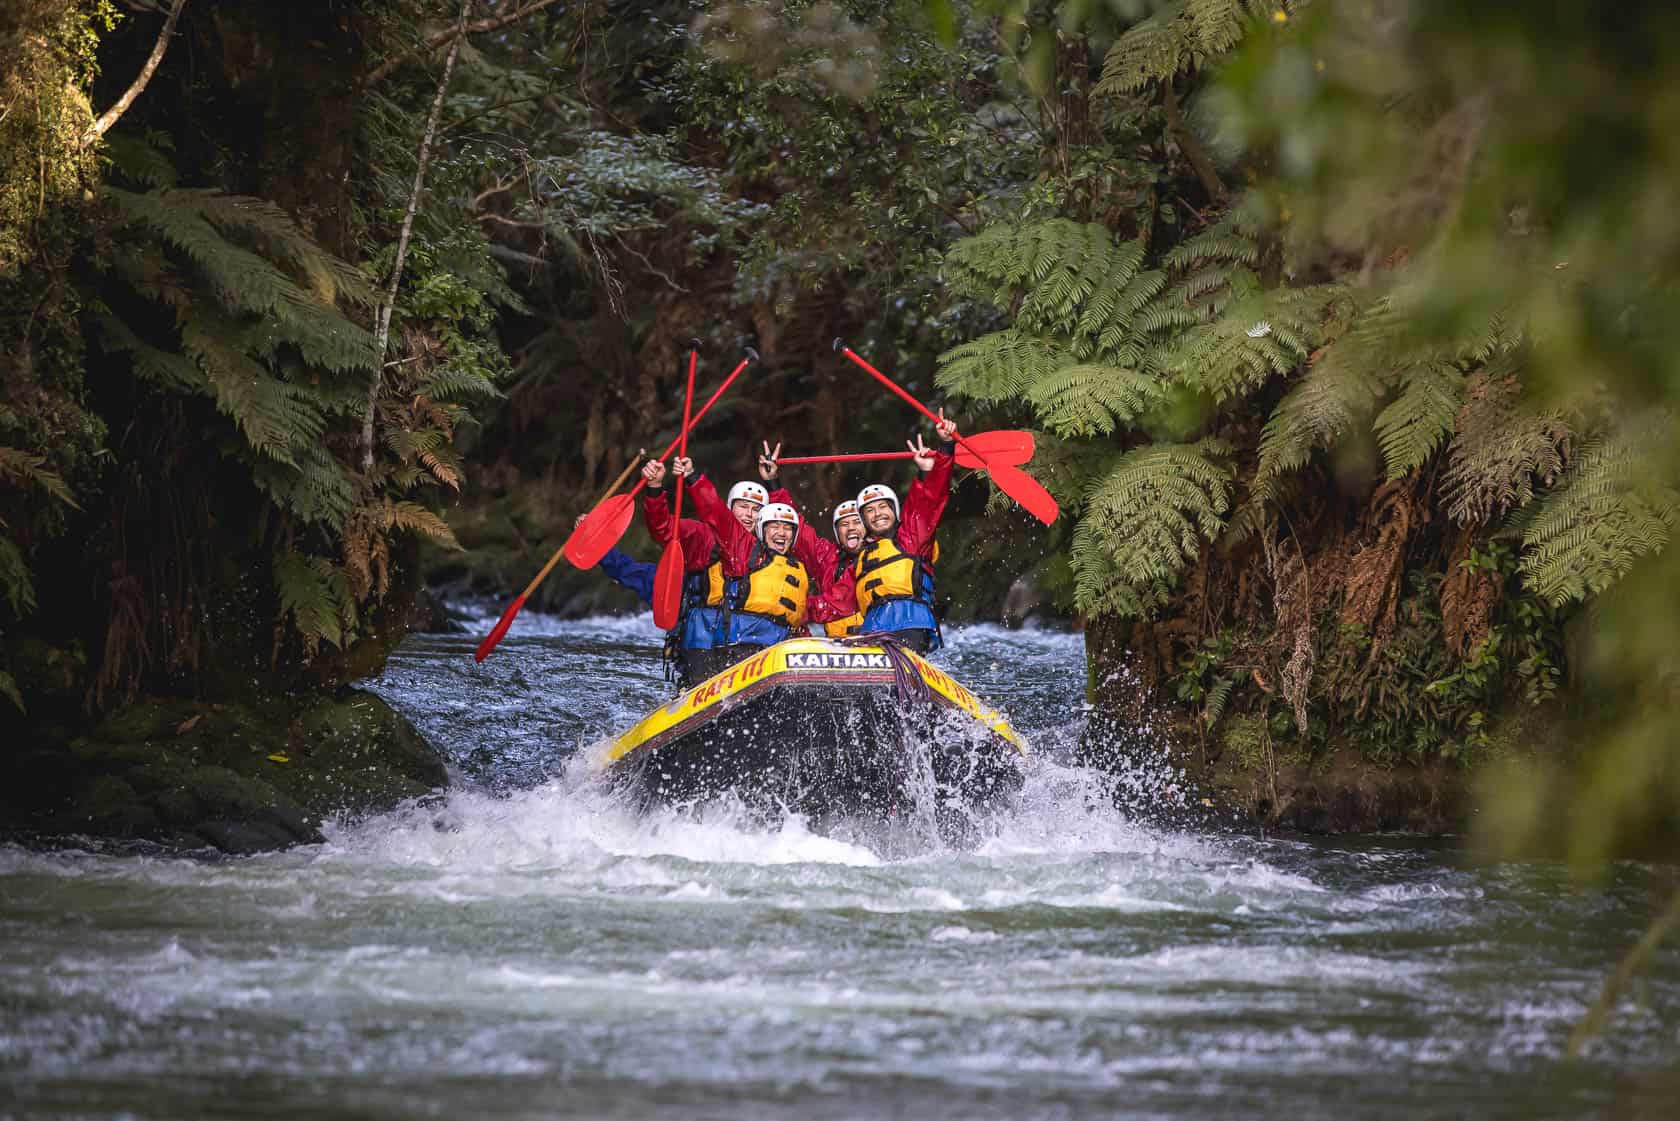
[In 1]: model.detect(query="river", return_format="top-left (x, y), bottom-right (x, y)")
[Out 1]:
top-left (3, 615), bottom-right (1677, 1119)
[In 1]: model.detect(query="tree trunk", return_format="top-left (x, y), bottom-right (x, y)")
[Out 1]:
top-left (359, 0), bottom-right (471, 473)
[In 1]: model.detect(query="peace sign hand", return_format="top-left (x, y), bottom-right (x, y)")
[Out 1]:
top-left (758, 440), bottom-right (782, 482)
top-left (907, 433), bottom-right (936, 473)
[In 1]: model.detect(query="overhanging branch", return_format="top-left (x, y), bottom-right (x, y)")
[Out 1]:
top-left (366, 0), bottom-right (564, 84)
top-left (85, 0), bottom-right (189, 144)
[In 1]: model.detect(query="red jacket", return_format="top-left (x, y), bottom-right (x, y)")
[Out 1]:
top-left (690, 475), bottom-right (863, 633)
top-left (641, 487), bottom-right (720, 573)
top-left (886, 448), bottom-right (954, 558)
top-left (776, 486), bottom-right (859, 625)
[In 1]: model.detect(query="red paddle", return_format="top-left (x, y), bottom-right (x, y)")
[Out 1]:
top-left (774, 430), bottom-right (1035, 468)
top-left (835, 343), bottom-right (1059, 525)
top-left (563, 348), bottom-right (758, 569)
top-left (475, 453), bottom-right (644, 662)
top-left (651, 349), bottom-right (698, 629)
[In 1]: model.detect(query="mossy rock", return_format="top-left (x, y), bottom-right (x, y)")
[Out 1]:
top-left (2, 690), bottom-right (445, 854)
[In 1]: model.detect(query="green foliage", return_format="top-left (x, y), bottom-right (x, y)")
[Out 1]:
top-left (274, 551), bottom-right (357, 655)
top-left (1025, 363), bottom-right (1162, 438)
top-left (1071, 439), bottom-right (1233, 617)
top-left (95, 174), bottom-right (374, 519)
top-left (1519, 435), bottom-right (1680, 607)
top-left (1095, 0), bottom-right (1294, 96)
top-left (0, 0), bottom-right (113, 273)
top-left (936, 330), bottom-right (1067, 405)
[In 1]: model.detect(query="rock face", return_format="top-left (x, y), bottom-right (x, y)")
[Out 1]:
top-left (3, 691), bottom-right (448, 854)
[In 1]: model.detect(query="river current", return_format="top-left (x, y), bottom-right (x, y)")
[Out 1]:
top-left (3, 614), bottom-right (1678, 1119)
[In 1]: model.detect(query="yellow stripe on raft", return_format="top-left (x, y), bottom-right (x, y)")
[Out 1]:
top-left (599, 637), bottom-right (1025, 766)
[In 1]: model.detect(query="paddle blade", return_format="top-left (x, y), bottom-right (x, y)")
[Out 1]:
top-left (985, 460), bottom-right (1060, 525)
top-left (652, 539), bottom-right (684, 630)
top-left (563, 494), bottom-right (635, 569)
top-left (474, 594), bottom-right (527, 662)
top-left (954, 429), bottom-right (1034, 468)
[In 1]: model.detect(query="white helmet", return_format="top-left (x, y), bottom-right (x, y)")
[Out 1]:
top-left (754, 501), bottom-right (800, 541)
top-left (831, 500), bottom-right (861, 532)
top-left (856, 483), bottom-right (899, 521)
top-left (727, 481), bottom-right (769, 509)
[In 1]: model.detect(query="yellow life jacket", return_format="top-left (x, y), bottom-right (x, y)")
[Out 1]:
top-left (730, 547), bottom-right (809, 628)
top-left (685, 554), bottom-right (726, 608)
top-left (853, 536), bottom-right (939, 615)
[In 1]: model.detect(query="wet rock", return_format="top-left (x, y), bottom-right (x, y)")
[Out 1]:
top-left (0, 691), bottom-right (445, 855)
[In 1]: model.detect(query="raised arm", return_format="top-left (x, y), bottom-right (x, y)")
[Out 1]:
top-left (687, 469), bottom-right (756, 573)
top-left (598, 547), bottom-right (656, 607)
top-left (898, 444), bottom-right (954, 558)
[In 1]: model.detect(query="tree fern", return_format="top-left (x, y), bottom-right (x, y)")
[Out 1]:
top-left (1163, 283), bottom-right (1337, 403)
top-left (1026, 364), bottom-right (1163, 438)
top-left (1442, 372), bottom-right (1570, 525)
top-left (1071, 439), bottom-right (1234, 618)
top-left (274, 550), bottom-right (356, 655)
top-left (1373, 360), bottom-right (1464, 479)
top-left (1254, 344), bottom-right (1386, 487)
top-left (1519, 435), bottom-right (1680, 606)
top-left (1095, 1), bottom-right (1293, 96)
top-left (936, 329), bottom-right (1066, 404)
top-left (0, 447), bottom-right (77, 510)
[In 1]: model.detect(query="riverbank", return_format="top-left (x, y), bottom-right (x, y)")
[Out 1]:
top-left (3, 691), bottom-right (448, 855)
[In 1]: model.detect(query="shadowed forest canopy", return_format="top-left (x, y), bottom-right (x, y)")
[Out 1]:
top-left (2, 0), bottom-right (1680, 878)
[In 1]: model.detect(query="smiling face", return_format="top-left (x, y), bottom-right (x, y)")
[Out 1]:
top-left (763, 521), bottom-right (795, 554)
top-left (731, 498), bottom-right (762, 531)
top-left (861, 499), bottom-right (896, 536)
top-left (834, 513), bottom-right (866, 552)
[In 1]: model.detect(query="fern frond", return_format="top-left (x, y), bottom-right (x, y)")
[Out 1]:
top-left (251, 442), bottom-right (356, 529)
top-left (0, 447), bottom-right (78, 508)
top-left (1097, 1), bottom-right (1294, 95)
top-left (383, 500), bottom-right (463, 549)
top-left (1520, 435), bottom-right (1680, 605)
top-left (936, 329), bottom-right (1066, 405)
top-left (274, 551), bottom-right (356, 653)
top-left (416, 364), bottom-right (502, 402)
top-left (1164, 284), bottom-right (1334, 403)
top-left (1255, 343), bottom-right (1385, 485)
top-left (91, 313), bottom-right (204, 392)
top-left (1094, 1), bottom-right (1189, 95)
top-left (1071, 439), bottom-right (1234, 618)
top-left (1442, 372), bottom-right (1570, 525)
top-left (1025, 363), bottom-right (1163, 438)
top-left (0, 535), bottom-right (35, 616)
top-left (1373, 361), bottom-right (1464, 478)
top-left (181, 320), bottom-right (327, 464)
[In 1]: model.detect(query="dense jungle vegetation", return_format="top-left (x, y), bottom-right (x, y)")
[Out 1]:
top-left (3, 0), bottom-right (1678, 868)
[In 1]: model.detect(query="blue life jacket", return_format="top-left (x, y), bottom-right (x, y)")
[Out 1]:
top-left (677, 555), bottom-right (727, 651)
top-left (854, 534), bottom-right (941, 652)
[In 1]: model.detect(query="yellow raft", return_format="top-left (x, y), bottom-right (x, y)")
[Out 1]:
top-left (596, 637), bottom-right (1027, 826)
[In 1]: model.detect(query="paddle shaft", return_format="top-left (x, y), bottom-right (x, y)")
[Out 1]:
top-left (776, 452), bottom-right (916, 464)
top-left (839, 346), bottom-right (987, 463)
top-left (675, 352), bottom-right (696, 520)
top-left (518, 452), bottom-right (643, 598)
top-left (617, 353), bottom-right (753, 508)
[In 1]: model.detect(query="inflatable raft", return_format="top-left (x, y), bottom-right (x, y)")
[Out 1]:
top-left (596, 637), bottom-right (1026, 830)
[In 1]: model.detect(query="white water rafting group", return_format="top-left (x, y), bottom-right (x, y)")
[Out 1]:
top-left (474, 344), bottom-right (1059, 830)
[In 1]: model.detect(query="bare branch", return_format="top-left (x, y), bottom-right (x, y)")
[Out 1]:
top-left (85, 0), bottom-right (189, 143)
top-left (360, 0), bottom-right (472, 473)
top-left (366, 0), bottom-right (565, 85)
